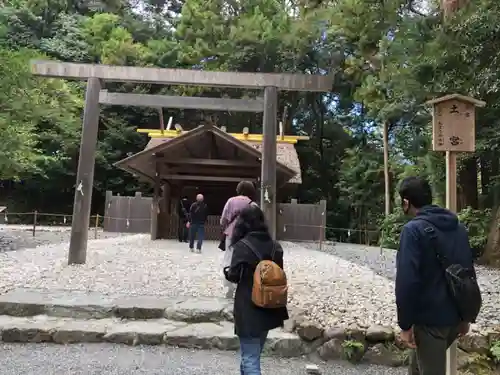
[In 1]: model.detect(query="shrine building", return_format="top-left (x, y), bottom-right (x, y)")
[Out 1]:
top-left (114, 123), bottom-right (306, 239)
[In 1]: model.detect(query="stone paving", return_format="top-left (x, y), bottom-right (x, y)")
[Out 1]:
top-left (0, 235), bottom-right (399, 329)
top-left (0, 343), bottom-right (407, 375)
top-left (0, 288), bottom-right (303, 357)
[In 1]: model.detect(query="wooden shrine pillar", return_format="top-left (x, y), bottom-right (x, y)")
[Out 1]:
top-left (150, 160), bottom-right (161, 240)
top-left (157, 182), bottom-right (171, 239)
top-left (68, 77), bottom-right (101, 265)
top-left (261, 86), bottom-right (278, 239)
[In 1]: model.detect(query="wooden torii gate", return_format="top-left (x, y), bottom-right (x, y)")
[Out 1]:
top-left (31, 60), bottom-right (333, 265)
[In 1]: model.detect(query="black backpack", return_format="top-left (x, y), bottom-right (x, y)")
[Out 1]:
top-left (424, 225), bottom-right (482, 323)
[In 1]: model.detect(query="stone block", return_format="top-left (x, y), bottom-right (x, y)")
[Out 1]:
top-left (164, 298), bottom-right (232, 323)
top-left (52, 318), bottom-right (112, 344)
top-left (105, 319), bottom-right (185, 346)
top-left (164, 322), bottom-right (238, 350)
top-left (365, 325), bottom-right (395, 343)
top-left (113, 296), bottom-right (176, 319)
top-left (363, 343), bottom-right (409, 367)
top-left (458, 333), bottom-right (490, 356)
top-left (0, 315), bottom-right (62, 343)
top-left (0, 288), bottom-right (115, 319)
top-left (265, 329), bottom-right (306, 357)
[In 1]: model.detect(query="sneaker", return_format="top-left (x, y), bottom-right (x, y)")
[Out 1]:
top-left (189, 248), bottom-right (194, 252)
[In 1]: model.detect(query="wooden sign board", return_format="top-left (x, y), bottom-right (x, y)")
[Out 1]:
top-left (428, 94), bottom-right (486, 152)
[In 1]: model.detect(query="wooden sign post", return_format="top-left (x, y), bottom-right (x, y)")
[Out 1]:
top-left (426, 93), bottom-right (485, 375)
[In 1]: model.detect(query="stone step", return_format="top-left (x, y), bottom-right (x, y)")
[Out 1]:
top-left (0, 288), bottom-right (233, 323)
top-left (0, 315), bottom-right (306, 357)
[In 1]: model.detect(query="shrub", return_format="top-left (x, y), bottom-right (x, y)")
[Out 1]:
top-left (379, 206), bottom-right (491, 256)
top-left (457, 207), bottom-right (491, 259)
top-left (379, 208), bottom-right (409, 249)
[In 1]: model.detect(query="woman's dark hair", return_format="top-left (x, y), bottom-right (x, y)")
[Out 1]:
top-left (230, 205), bottom-right (269, 244)
top-left (399, 176), bottom-right (433, 209)
top-left (236, 180), bottom-right (256, 201)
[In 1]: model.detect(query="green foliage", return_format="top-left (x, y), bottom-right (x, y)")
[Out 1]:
top-left (458, 207), bottom-right (492, 258)
top-left (379, 208), bottom-right (409, 249)
top-left (0, 46), bottom-right (82, 181)
top-left (378, 206), bottom-right (493, 253)
top-left (490, 340), bottom-right (500, 363)
top-left (341, 340), bottom-right (365, 363)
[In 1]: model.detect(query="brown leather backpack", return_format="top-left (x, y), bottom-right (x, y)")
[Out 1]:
top-left (241, 239), bottom-right (288, 308)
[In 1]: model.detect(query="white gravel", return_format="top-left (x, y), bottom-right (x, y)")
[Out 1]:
top-left (0, 235), bottom-right (498, 332)
top-left (0, 225), bottom-right (128, 252)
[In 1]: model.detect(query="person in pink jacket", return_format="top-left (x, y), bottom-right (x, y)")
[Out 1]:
top-left (220, 181), bottom-right (257, 299)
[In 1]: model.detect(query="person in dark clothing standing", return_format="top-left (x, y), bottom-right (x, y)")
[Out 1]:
top-left (224, 205), bottom-right (289, 375)
top-left (188, 194), bottom-right (208, 253)
top-left (177, 196), bottom-right (190, 243)
top-left (396, 177), bottom-right (476, 375)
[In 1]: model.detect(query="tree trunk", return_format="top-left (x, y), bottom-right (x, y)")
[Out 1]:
top-left (492, 152), bottom-right (500, 208)
top-left (458, 156), bottom-right (478, 210)
top-left (480, 154), bottom-right (490, 208)
top-left (383, 121), bottom-right (391, 216)
top-left (442, 0), bottom-right (469, 19)
top-left (481, 205), bottom-right (500, 266)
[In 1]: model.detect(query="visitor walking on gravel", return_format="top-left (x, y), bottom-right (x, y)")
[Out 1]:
top-left (188, 194), bottom-right (208, 253)
top-left (223, 205), bottom-right (289, 375)
top-left (395, 177), bottom-right (481, 375)
top-left (220, 181), bottom-right (256, 298)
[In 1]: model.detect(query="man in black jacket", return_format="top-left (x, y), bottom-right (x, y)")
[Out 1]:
top-left (396, 177), bottom-right (475, 375)
top-left (177, 196), bottom-right (190, 243)
top-left (188, 194), bottom-right (208, 253)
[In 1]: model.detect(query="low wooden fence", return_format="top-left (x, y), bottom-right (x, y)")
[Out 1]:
top-left (277, 199), bottom-right (327, 242)
top-left (103, 191), bottom-right (326, 243)
top-left (103, 191), bottom-right (151, 233)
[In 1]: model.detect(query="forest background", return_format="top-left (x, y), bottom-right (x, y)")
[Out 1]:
top-left (1, 0), bottom-right (498, 261)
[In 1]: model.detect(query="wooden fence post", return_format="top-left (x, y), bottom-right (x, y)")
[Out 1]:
top-left (104, 190), bottom-right (113, 231)
top-left (94, 214), bottom-right (99, 239)
top-left (32, 210), bottom-right (37, 237)
top-left (319, 200), bottom-right (327, 251)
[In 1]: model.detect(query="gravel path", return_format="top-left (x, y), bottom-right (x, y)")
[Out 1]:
top-left (294, 242), bottom-right (397, 280)
top-left (0, 226), bottom-right (128, 252)
top-left (294, 241), bottom-right (500, 329)
top-left (0, 235), bottom-right (498, 331)
top-left (0, 343), bottom-right (406, 375)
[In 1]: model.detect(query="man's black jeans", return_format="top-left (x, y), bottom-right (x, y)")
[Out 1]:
top-left (409, 325), bottom-right (459, 375)
top-left (189, 223), bottom-right (205, 251)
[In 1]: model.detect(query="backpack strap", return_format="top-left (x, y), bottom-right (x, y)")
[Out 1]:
top-left (240, 237), bottom-right (276, 262)
top-left (419, 220), bottom-right (472, 321)
top-left (240, 238), bottom-right (262, 261)
top-left (419, 219), bottom-right (451, 270)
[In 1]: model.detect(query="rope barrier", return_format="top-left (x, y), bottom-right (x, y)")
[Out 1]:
top-left (1, 212), bottom-right (382, 232)
top-left (0, 211), bottom-right (381, 246)
top-left (1, 213), bottom-right (380, 232)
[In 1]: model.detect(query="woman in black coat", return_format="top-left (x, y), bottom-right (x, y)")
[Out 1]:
top-left (223, 205), bottom-right (289, 375)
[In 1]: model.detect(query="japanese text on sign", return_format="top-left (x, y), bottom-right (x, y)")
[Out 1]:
top-left (432, 99), bottom-right (475, 152)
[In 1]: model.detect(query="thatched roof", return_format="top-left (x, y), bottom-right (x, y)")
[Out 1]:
top-left (144, 137), bottom-right (302, 184)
